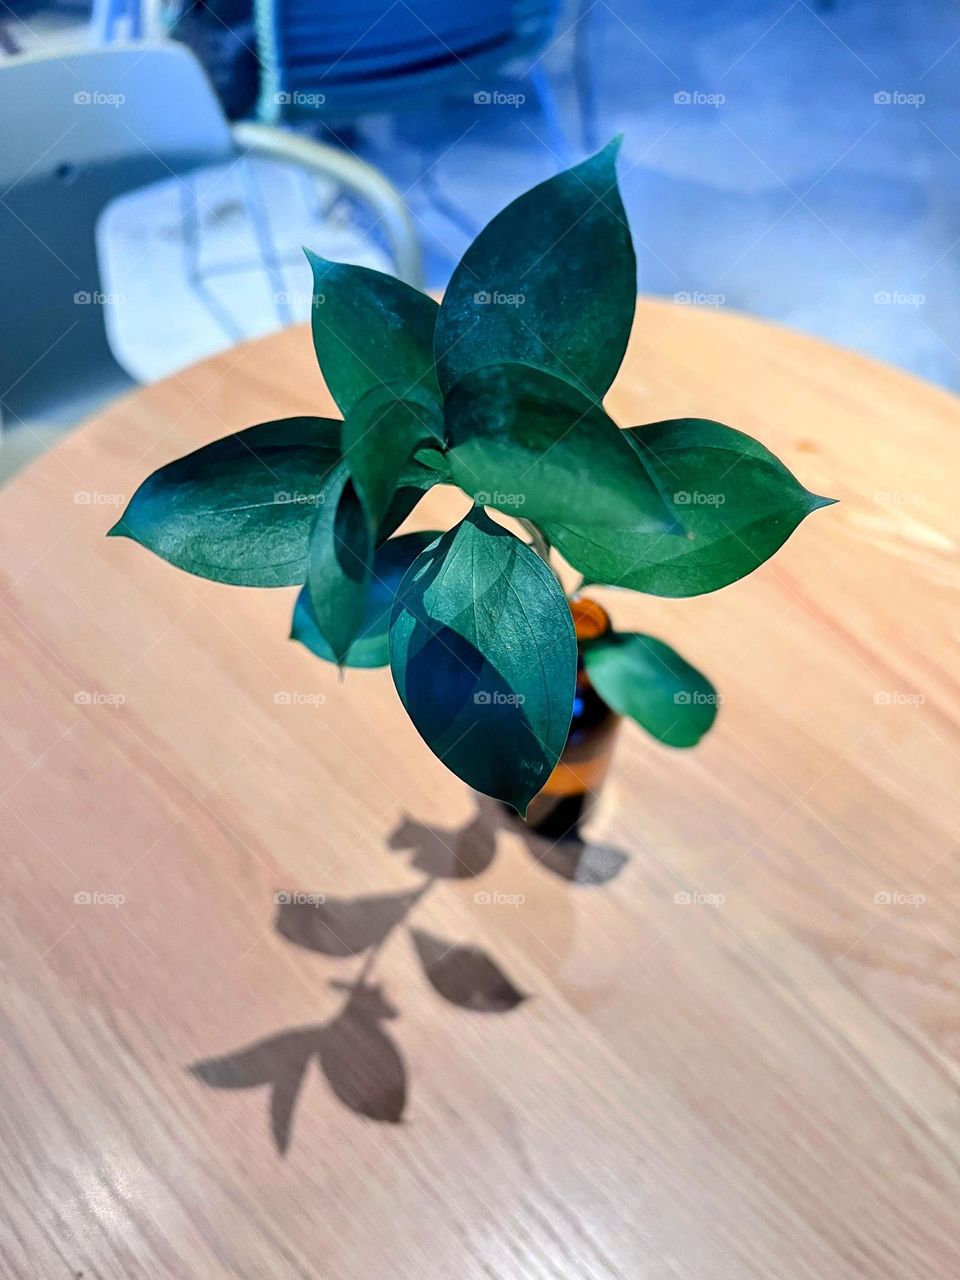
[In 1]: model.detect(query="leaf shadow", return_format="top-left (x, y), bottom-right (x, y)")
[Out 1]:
top-left (188, 796), bottom-right (628, 1151)
top-left (410, 928), bottom-right (527, 1012)
top-left (189, 983), bottom-right (405, 1153)
top-left (276, 888), bottom-right (422, 955)
top-left (517, 826), bottom-right (630, 885)
top-left (387, 810), bottom-right (496, 879)
top-left (492, 794), bottom-right (630, 886)
top-left (387, 794), bottom-right (628, 885)
top-left (189, 1026), bottom-right (323, 1154)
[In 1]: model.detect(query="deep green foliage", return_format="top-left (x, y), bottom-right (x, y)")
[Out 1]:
top-left (111, 142), bottom-right (833, 812)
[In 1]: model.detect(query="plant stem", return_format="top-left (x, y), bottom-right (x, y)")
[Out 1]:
top-left (518, 519), bottom-right (582, 601)
top-left (351, 874), bottom-right (435, 992)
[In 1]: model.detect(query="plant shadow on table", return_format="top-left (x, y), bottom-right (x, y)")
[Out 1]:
top-left (189, 795), bottom-right (628, 1153)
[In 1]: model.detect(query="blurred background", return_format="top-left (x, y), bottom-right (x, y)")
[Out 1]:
top-left (1, 0), bottom-right (958, 479)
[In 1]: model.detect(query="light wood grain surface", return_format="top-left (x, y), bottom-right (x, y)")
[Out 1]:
top-left (1, 300), bottom-right (958, 1279)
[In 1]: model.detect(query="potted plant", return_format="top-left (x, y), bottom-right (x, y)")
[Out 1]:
top-left (110, 139), bottom-right (833, 822)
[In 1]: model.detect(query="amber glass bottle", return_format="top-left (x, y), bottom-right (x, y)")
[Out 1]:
top-left (523, 597), bottom-right (621, 839)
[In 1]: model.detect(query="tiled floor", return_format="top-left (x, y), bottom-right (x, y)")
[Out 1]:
top-left (6, 0), bottom-right (960, 401)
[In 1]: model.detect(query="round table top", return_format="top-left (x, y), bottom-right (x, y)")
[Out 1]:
top-left (1, 300), bottom-right (958, 1279)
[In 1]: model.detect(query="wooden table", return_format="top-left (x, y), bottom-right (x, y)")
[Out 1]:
top-left (1, 301), bottom-right (958, 1279)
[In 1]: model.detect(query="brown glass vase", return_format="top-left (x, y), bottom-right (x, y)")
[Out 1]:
top-left (522, 597), bottom-right (621, 839)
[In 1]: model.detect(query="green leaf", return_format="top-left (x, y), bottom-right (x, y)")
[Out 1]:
top-left (292, 531), bottom-right (440, 668)
top-left (305, 472), bottom-right (373, 665)
top-left (343, 384), bottom-right (445, 535)
top-left (620, 418), bottom-right (836, 596)
top-left (384, 454), bottom-right (448, 537)
top-left (412, 445), bottom-right (451, 479)
top-left (388, 507), bottom-right (577, 813)
top-left (377, 481), bottom-right (430, 541)
top-left (444, 362), bottom-right (680, 580)
top-left (305, 250), bottom-right (441, 417)
top-left (302, 445), bottom-right (443, 664)
top-left (583, 631), bottom-right (719, 747)
top-left (108, 417), bottom-right (342, 586)
top-left (435, 138), bottom-right (636, 401)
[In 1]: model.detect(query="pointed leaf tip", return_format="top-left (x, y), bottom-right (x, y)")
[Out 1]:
top-left (435, 142), bottom-right (636, 401)
top-left (577, 135), bottom-right (623, 179)
top-left (306, 251), bottom-right (440, 417)
top-left (105, 417), bottom-right (344, 585)
top-left (615, 418), bottom-right (834, 596)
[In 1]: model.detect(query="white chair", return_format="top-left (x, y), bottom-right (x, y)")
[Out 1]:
top-left (0, 42), bottom-right (421, 475)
